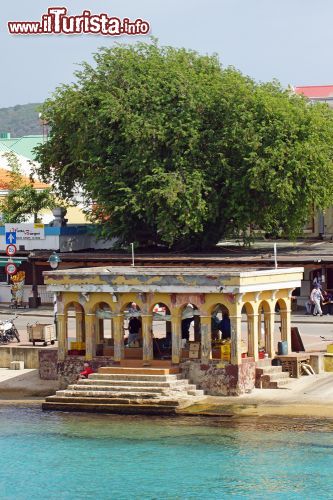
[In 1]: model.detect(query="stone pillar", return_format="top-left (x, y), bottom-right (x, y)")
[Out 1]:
top-left (85, 313), bottom-right (96, 361)
top-left (247, 313), bottom-right (259, 361)
top-left (281, 307), bottom-right (292, 353)
top-left (171, 314), bottom-right (182, 364)
top-left (166, 320), bottom-right (172, 338)
top-left (57, 313), bottom-right (66, 362)
top-left (194, 314), bottom-right (200, 342)
top-left (75, 311), bottom-right (85, 343)
top-left (141, 314), bottom-right (153, 362)
top-left (258, 309), bottom-right (263, 348)
top-left (264, 310), bottom-right (276, 358)
top-left (230, 314), bottom-right (242, 365)
top-left (113, 314), bottom-right (124, 362)
top-left (200, 315), bottom-right (212, 363)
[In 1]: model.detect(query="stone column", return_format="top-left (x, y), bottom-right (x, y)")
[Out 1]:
top-left (264, 309), bottom-right (276, 358)
top-left (75, 311), bottom-right (85, 343)
top-left (200, 315), bottom-right (212, 363)
top-left (141, 314), bottom-right (153, 362)
top-left (247, 313), bottom-right (259, 361)
top-left (113, 314), bottom-right (124, 362)
top-left (230, 314), bottom-right (242, 365)
top-left (85, 313), bottom-right (96, 361)
top-left (166, 320), bottom-right (172, 338)
top-left (57, 313), bottom-right (66, 362)
top-left (281, 307), bottom-right (292, 353)
top-left (171, 314), bottom-right (182, 364)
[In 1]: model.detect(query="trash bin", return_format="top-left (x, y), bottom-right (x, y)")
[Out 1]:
top-left (278, 341), bottom-right (288, 355)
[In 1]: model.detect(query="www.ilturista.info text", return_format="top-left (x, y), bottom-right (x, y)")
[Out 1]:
top-left (8, 7), bottom-right (150, 36)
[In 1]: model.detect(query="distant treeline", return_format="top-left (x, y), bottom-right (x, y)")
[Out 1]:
top-left (0, 103), bottom-right (42, 137)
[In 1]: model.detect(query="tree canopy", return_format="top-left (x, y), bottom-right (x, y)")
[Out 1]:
top-left (35, 42), bottom-right (333, 249)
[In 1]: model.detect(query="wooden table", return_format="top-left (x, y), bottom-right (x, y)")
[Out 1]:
top-left (275, 353), bottom-right (310, 378)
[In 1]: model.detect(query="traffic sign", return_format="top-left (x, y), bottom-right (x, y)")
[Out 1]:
top-left (6, 244), bottom-right (17, 257)
top-left (5, 232), bottom-right (16, 245)
top-left (5, 262), bottom-right (17, 275)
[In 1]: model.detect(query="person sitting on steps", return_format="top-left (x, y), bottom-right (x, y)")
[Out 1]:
top-left (79, 362), bottom-right (94, 379)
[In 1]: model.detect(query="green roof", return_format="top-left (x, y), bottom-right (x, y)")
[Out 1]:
top-left (0, 135), bottom-right (44, 160)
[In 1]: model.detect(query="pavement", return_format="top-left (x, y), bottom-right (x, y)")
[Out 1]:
top-left (0, 368), bottom-right (59, 399)
top-left (181, 372), bottom-right (333, 419)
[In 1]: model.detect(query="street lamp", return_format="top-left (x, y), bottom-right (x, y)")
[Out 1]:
top-left (48, 252), bottom-right (62, 270)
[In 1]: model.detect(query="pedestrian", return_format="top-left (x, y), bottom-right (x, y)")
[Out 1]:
top-left (310, 284), bottom-right (324, 316)
top-left (126, 316), bottom-right (142, 347)
top-left (218, 312), bottom-right (231, 339)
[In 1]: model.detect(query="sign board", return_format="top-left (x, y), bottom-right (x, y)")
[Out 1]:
top-left (5, 262), bottom-right (17, 275)
top-left (5, 224), bottom-right (45, 240)
top-left (6, 244), bottom-right (17, 257)
top-left (5, 232), bottom-right (16, 245)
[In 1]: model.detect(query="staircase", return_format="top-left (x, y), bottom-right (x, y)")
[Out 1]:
top-left (42, 366), bottom-right (205, 415)
top-left (255, 359), bottom-right (291, 389)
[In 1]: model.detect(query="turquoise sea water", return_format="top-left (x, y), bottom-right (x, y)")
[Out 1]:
top-left (0, 407), bottom-right (332, 500)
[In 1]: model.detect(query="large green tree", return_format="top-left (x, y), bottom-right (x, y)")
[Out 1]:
top-left (35, 42), bottom-right (333, 248)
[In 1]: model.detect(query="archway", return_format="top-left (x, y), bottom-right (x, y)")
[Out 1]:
top-left (257, 300), bottom-right (273, 358)
top-left (241, 302), bottom-right (255, 358)
top-left (65, 301), bottom-right (85, 354)
top-left (122, 302), bottom-right (142, 355)
top-left (151, 303), bottom-right (172, 359)
top-left (275, 298), bottom-right (288, 352)
top-left (180, 303), bottom-right (200, 343)
top-left (93, 302), bottom-right (113, 356)
top-left (211, 303), bottom-right (230, 341)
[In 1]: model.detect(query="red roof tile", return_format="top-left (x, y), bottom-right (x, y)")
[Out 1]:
top-left (294, 85), bottom-right (333, 98)
top-left (0, 168), bottom-right (49, 190)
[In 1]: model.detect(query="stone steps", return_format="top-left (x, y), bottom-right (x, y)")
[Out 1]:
top-left (99, 367), bottom-right (180, 375)
top-left (45, 395), bottom-right (180, 406)
top-left (42, 401), bottom-right (178, 415)
top-left (77, 378), bottom-right (194, 389)
top-left (73, 383), bottom-right (198, 393)
top-left (42, 366), bottom-right (205, 414)
top-left (256, 363), bottom-right (291, 389)
top-left (88, 373), bottom-right (183, 382)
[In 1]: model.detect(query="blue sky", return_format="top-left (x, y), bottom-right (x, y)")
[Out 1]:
top-left (0, 0), bottom-right (332, 108)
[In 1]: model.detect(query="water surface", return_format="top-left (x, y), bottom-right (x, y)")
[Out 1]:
top-left (0, 406), bottom-right (332, 499)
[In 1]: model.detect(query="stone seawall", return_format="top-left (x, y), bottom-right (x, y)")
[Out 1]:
top-left (57, 356), bottom-right (115, 388)
top-left (0, 346), bottom-right (55, 369)
top-left (180, 359), bottom-right (255, 396)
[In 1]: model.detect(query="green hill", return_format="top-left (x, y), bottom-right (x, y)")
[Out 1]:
top-left (0, 103), bottom-right (42, 137)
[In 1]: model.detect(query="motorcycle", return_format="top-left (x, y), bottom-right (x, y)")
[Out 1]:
top-left (0, 315), bottom-right (20, 343)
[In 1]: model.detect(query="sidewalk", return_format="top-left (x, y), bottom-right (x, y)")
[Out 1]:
top-left (0, 306), bottom-right (53, 318)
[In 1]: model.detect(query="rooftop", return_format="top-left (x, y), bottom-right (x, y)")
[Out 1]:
top-left (44, 265), bottom-right (303, 295)
top-left (0, 135), bottom-right (44, 161)
top-left (294, 85), bottom-right (333, 99)
top-left (0, 167), bottom-right (48, 191)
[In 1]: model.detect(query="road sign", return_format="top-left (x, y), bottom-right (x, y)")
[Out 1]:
top-left (5, 232), bottom-right (16, 245)
top-left (5, 262), bottom-right (17, 275)
top-left (6, 244), bottom-right (17, 257)
top-left (5, 224), bottom-right (45, 240)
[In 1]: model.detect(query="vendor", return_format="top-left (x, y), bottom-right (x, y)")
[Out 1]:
top-left (218, 312), bottom-right (231, 340)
